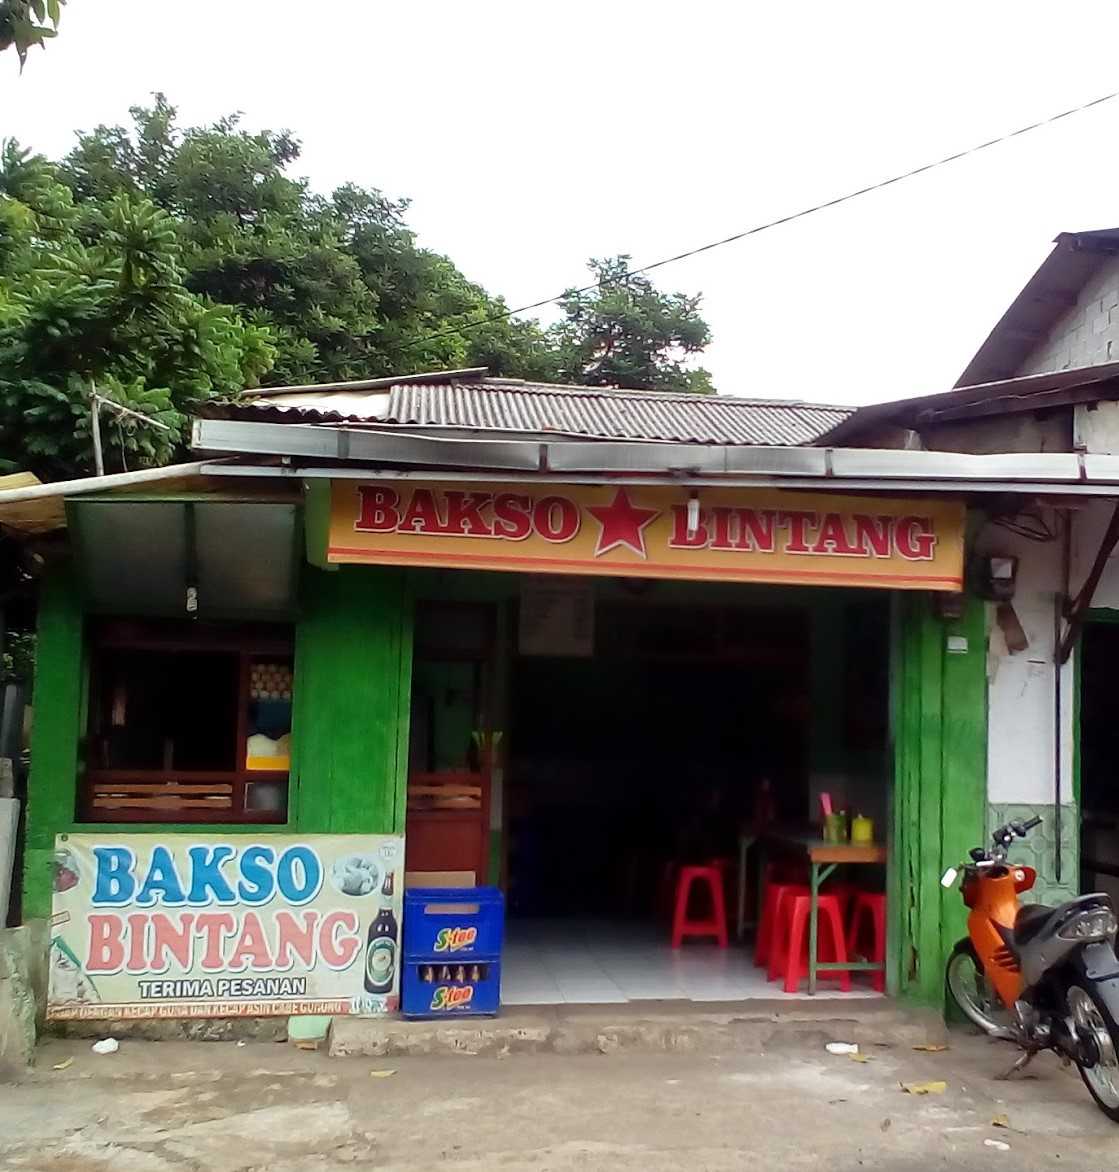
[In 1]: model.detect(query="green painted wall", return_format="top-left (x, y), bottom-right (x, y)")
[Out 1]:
top-left (21, 563), bottom-right (413, 920)
top-left (892, 594), bottom-right (988, 1005)
top-left (290, 566), bottom-right (412, 835)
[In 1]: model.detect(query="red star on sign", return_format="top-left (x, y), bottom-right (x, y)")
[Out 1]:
top-left (587, 488), bottom-right (660, 558)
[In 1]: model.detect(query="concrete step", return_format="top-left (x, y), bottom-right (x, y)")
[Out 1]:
top-left (327, 999), bottom-right (948, 1059)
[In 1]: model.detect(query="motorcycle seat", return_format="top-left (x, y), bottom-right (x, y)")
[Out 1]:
top-left (1014, 903), bottom-right (1055, 946)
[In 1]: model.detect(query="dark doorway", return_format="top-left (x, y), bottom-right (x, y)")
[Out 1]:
top-left (1080, 621), bottom-right (1119, 900)
top-left (506, 599), bottom-right (813, 917)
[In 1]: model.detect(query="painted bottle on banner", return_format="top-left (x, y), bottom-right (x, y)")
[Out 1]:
top-left (364, 871), bottom-right (398, 996)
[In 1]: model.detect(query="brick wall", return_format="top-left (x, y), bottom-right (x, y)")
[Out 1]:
top-left (1019, 256), bottom-right (1119, 374)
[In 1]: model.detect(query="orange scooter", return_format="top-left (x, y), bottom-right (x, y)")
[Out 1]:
top-left (943, 817), bottom-right (1119, 1120)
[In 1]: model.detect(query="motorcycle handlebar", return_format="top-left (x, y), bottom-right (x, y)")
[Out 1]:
top-left (1021, 816), bottom-right (1043, 832)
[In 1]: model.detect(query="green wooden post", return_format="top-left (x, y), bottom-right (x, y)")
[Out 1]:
top-left (290, 565), bottom-right (412, 836)
top-left (892, 593), bottom-right (988, 1007)
top-left (938, 600), bottom-right (988, 956)
top-left (23, 568), bottom-right (85, 921)
top-left (914, 601), bottom-right (945, 1004)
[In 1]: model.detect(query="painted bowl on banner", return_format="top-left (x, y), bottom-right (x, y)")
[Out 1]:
top-left (331, 853), bottom-right (382, 897)
top-left (53, 847), bottom-right (80, 893)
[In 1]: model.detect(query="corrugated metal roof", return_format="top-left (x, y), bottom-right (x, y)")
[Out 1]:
top-left (207, 376), bottom-right (852, 447)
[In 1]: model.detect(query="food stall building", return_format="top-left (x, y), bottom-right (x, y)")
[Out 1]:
top-left (10, 368), bottom-right (1104, 1015)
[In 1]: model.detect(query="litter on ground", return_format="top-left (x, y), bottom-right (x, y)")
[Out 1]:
top-left (825, 1042), bottom-right (859, 1056)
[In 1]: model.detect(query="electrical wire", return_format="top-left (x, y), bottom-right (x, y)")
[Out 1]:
top-left (404, 88), bottom-right (1119, 352)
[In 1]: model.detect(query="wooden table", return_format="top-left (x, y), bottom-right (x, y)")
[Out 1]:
top-left (756, 830), bottom-right (887, 994)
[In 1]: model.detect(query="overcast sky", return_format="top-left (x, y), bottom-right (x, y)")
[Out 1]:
top-left (4, 1), bottom-right (1119, 406)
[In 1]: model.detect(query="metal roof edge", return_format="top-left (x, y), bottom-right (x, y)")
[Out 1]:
top-left (188, 417), bottom-right (1119, 493)
top-left (818, 361), bottom-right (1119, 446)
top-left (240, 367), bottom-right (489, 398)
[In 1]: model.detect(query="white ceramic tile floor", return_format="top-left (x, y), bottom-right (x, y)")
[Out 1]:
top-left (501, 919), bottom-right (883, 1005)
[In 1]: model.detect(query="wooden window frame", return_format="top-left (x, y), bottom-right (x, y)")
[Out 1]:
top-left (81, 619), bottom-right (294, 825)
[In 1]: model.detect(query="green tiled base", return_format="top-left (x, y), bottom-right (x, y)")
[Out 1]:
top-left (988, 802), bottom-right (1079, 905)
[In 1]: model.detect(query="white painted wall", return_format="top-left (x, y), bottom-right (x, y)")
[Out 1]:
top-left (976, 517), bottom-right (1075, 806)
top-left (980, 498), bottom-right (1119, 807)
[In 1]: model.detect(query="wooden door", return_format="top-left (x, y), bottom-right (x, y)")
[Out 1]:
top-left (405, 603), bottom-right (494, 883)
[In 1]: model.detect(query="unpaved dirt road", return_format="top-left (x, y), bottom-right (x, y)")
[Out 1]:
top-left (3, 1031), bottom-right (1119, 1170)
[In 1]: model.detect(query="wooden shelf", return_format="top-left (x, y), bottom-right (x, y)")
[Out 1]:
top-left (84, 769), bottom-right (290, 823)
top-left (407, 771), bottom-right (483, 813)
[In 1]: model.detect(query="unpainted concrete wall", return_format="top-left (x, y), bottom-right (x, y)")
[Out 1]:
top-left (0, 920), bottom-right (47, 1076)
top-left (1018, 255), bottom-right (1119, 374)
top-left (923, 411), bottom-right (1070, 455)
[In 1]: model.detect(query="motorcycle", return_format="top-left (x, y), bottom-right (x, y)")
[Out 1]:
top-left (942, 816), bottom-right (1119, 1121)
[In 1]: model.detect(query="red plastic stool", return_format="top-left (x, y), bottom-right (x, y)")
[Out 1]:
top-left (847, 892), bottom-right (887, 992)
top-left (823, 881), bottom-right (859, 925)
top-left (771, 893), bottom-right (851, 993)
top-left (754, 881), bottom-right (808, 967)
top-left (671, 865), bottom-right (728, 949)
top-left (765, 886), bottom-right (831, 982)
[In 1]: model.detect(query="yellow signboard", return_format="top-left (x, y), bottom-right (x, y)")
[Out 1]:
top-left (328, 481), bottom-right (965, 591)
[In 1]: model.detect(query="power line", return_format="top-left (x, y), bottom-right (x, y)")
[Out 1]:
top-left (405, 88), bottom-right (1119, 351)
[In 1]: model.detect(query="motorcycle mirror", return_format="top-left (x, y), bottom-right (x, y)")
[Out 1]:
top-left (940, 867), bottom-right (959, 889)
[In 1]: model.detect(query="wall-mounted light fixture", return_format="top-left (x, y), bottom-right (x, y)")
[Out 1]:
top-left (686, 492), bottom-right (701, 540)
top-left (977, 554), bottom-right (1019, 602)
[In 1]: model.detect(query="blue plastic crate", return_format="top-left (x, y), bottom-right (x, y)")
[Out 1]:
top-left (401, 959), bottom-right (501, 1019)
top-left (404, 886), bottom-right (504, 960)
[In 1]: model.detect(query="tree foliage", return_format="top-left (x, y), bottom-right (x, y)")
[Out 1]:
top-left (0, 0), bottom-right (63, 69)
top-left (0, 138), bottom-right (273, 478)
top-left (53, 97), bottom-right (567, 390)
top-left (0, 97), bottom-right (715, 479)
top-left (550, 256), bottom-right (714, 394)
